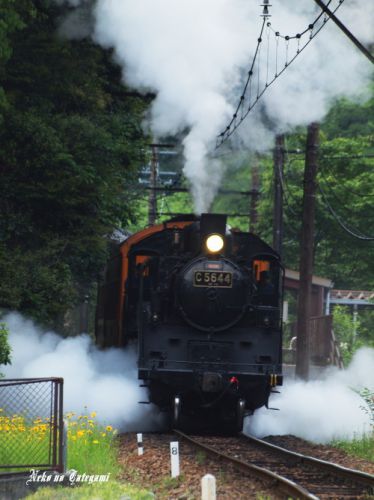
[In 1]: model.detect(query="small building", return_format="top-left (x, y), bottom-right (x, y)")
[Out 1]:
top-left (283, 269), bottom-right (343, 369)
top-left (284, 268), bottom-right (332, 318)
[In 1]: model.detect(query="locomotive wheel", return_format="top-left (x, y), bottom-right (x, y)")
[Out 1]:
top-left (236, 399), bottom-right (246, 433)
top-left (220, 399), bottom-right (246, 434)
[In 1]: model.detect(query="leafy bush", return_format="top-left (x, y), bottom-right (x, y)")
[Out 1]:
top-left (0, 322), bottom-right (11, 378)
top-left (332, 306), bottom-right (358, 365)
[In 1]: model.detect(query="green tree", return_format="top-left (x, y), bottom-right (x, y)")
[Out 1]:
top-left (0, 0), bottom-right (36, 121)
top-left (0, 1), bottom-right (149, 326)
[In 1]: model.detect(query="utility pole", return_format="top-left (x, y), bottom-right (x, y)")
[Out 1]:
top-left (295, 123), bottom-right (319, 380)
top-left (148, 145), bottom-right (158, 225)
top-left (273, 134), bottom-right (284, 256)
top-left (249, 160), bottom-right (260, 233)
top-left (313, 0), bottom-right (374, 65)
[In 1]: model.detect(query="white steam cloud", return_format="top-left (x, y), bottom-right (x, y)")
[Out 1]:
top-left (246, 348), bottom-right (374, 443)
top-left (56, 0), bottom-right (374, 212)
top-left (2, 313), bottom-right (162, 430)
top-left (2, 313), bottom-right (374, 442)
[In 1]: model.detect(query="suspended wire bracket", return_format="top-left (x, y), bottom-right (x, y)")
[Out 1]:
top-left (216, 0), bottom-right (345, 149)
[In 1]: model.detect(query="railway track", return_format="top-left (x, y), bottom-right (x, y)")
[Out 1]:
top-left (174, 430), bottom-right (374, 499)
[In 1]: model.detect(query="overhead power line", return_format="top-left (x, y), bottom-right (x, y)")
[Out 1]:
top-left (318, 185), bottom-right (374, 241)
top-left (216, 0), bottom-right (345, 148)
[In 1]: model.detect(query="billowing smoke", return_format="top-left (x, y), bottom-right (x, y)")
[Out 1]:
top-left (2, 313), bottom-right (163, 430)
top-left (245, 348), bottom-right (374, 443)
top-left (57, 0), bottom-right (374, 212)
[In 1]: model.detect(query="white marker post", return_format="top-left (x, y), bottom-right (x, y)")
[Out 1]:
top-left (201, 474), bottom-right (216, 500)
top-left (137, 433), bottom-right (143, 456)
top-left (170, 441), bottom-right (180, 477)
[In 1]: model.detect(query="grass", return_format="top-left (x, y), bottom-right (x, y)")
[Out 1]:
top-left (1, 408), bottom-right (155, 499)
top-left (0, 408), bottom-right (120, 476)
top-left (195, 450), bottom-right (207, 465)
top-left (23, 481), bottom-right (154, 499)
top-left (331, 432), bottom-right (374, 462)
top-left (0, 410), bottom-right (51, 469)
top-left (65, 411), bottom-right (120, 476)
top-left (331, 388), bottom-right (374, 463)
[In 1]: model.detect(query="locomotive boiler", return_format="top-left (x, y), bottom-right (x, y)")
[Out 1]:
top-left (96, 213), bottom-right (283, 432)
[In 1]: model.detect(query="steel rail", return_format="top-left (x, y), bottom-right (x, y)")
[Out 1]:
top-left (242, 433), bottom-right (374, 489)
top-left (173, 429), bottom-right (318, 500)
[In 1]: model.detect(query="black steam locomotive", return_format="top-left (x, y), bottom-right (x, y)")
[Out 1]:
top-left (96, 214), bottom-right (283, 431)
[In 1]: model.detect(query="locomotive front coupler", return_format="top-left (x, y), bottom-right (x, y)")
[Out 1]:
top-left (199, 374), bottom-right (241, 409)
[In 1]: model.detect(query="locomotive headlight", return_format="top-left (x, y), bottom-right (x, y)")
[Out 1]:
top-left (206, 234), bottom-right (224, 253)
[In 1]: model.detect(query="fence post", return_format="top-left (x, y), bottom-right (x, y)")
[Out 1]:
top-left (62, 418), bottom-right (68, 473)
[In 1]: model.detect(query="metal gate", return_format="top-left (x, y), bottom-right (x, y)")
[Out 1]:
top-left (0, 378), bottom-right (64, 474)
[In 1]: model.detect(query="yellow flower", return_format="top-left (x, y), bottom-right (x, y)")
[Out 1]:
top-left (92, 440), bottom-right (99, 444)
top-left (77, 430), bottom-right (85, 437)
top-left (101, 433), bottom-right (106, 437)
top-left (90, 411), bottom-right (97, 418)
top-left (105, 425), bottom-right (113, 432)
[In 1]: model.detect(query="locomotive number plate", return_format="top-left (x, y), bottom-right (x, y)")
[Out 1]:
top-left (193, 271), bottom-right (232, 288)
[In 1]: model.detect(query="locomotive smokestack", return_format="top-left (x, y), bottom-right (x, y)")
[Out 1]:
top-left (200, 213), bottom-right (227, 240)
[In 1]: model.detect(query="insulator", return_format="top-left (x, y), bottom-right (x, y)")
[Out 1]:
top-left (260, 1), bottom-right (272, 17)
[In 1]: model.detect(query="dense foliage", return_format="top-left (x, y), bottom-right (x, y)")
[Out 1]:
top-left (0, 1), bottom-right (149, 325)
top-left (0, 1), bottom-right (372, 336)
top-left (0, 323), bottom-right (11, 377)
top-left (210, 96), bottom-right (374, 291)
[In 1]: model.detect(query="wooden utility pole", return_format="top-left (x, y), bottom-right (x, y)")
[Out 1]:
top-left (295, 123), bottom-right (319, 380)
top-left (148, 145), bottom-right (158, 225)
top-left (273, 134), bottom-right (284, 256)
top-left (249, 160), bottom-right (260, 233)
top-left (313, 0), bottom-right (374, 65)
